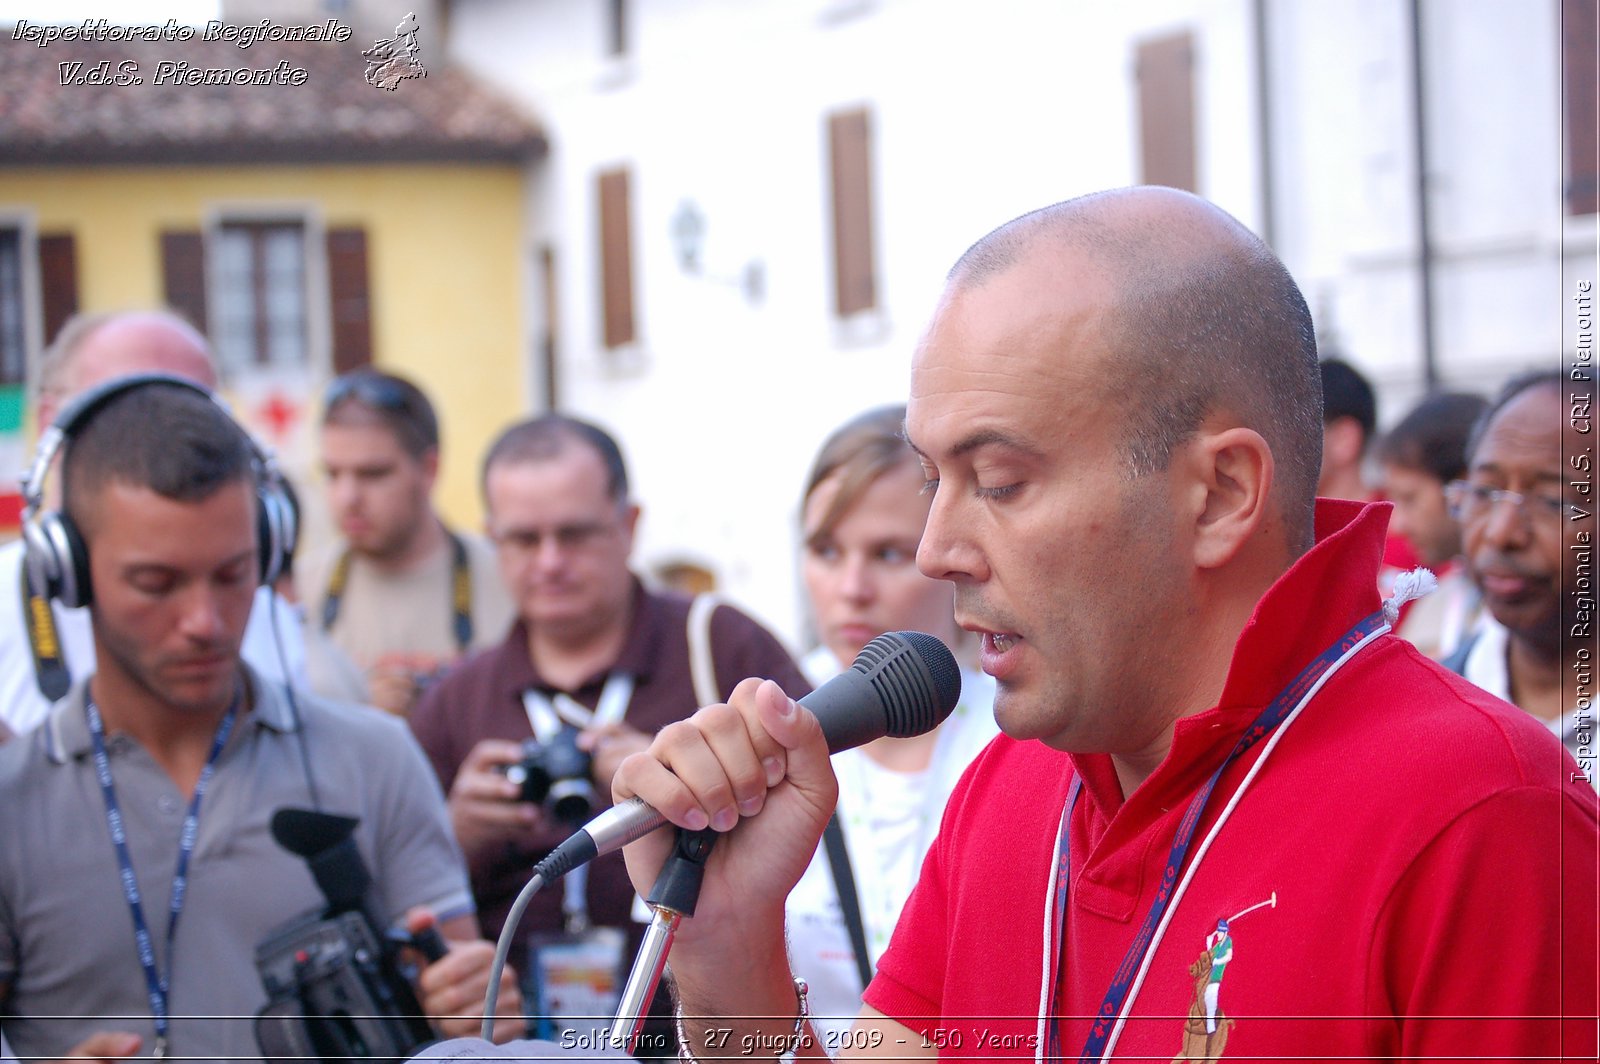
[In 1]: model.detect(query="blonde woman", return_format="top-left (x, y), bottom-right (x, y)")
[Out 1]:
top-left (786, 405), bottom-right (997, 1044)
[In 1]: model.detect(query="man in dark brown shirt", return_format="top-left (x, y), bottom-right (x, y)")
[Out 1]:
top-left (409, 414), bottom-right (808, 1052)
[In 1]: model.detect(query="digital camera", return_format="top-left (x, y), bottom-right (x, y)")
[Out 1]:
top-left (503, 728), bottom-right (595, 826)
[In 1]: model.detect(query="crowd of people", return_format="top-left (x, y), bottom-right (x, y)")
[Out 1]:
top-left (0, 184), bottom-right (1593, 1063)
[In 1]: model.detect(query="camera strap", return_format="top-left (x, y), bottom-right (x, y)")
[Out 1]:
top-left (85, 690), bottom-right (240, 1061)
top-left (522, 674), bottom-right (635, 932)
top-left (320, 529), bottom-right (474, 652)
top-left (520, 673), bottom-right (634, 740)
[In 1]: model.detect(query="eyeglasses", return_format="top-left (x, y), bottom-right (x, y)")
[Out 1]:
top-left (1444, 480), bottom-right (1577, 528)
top-left (493, 520), bottom-right (618, 555)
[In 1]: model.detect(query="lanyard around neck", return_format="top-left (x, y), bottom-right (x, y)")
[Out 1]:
top-left (85, 692), bottom-right (239, 1061)
top-left (521, 673), bottom-right (633, 931)
top-left (1040, 608), bottom-right (1390, 1064)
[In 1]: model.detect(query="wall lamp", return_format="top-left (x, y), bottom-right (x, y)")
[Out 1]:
top-left (670, 199), bottom-right (764, 304)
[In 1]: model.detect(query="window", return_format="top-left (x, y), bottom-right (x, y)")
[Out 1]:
top-left (1136, 30), bottom-right (1198, 192)
top-left (828, 106), bottom-right (878, 318)
top-left (160, 221), bottom-right (372, 377)
top-left (213, 222), bottom-right (308, 373)
top-left (0, 227), bottom-right (78, 385)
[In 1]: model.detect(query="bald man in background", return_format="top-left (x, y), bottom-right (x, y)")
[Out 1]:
top-left (0, 310), bottom-right (307, 739)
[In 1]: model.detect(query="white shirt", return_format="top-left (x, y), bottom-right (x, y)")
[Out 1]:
top-left (0, 539), bottom-right (308, 736)
top-left (787, 646), bottom-right (999, 1043)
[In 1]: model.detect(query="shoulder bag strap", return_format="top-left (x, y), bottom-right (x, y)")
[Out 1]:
top-left (822, 812), bottom-right (874, 992)
top-left (686, 592), bottom-right (723, 706)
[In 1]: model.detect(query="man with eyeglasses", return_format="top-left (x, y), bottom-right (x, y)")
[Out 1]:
top-left (407, 414), bottom-right (809, 1056)
top-left (305, 369), bottom-right (514, 716)
top-left (1444, 369), bottom-right (1596, 786)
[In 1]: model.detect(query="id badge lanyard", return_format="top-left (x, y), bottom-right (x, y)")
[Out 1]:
top-left (87, 693), bottom-right (239, 1061)
top-left (1037, 608), bottom-right (1391, 1064)
top-left (522, 673), bottom-right (634, 931)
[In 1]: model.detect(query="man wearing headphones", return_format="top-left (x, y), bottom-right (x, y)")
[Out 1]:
top-left (0, 310), bottom-right (307, 739)
top-left (0, 378), bottom-right (521, 1059)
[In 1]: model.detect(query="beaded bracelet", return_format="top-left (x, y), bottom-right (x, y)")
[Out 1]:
top-left (675, 977), bottom-right (810, 1063)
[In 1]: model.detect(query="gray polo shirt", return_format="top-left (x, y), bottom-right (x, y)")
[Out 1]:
top-left (0, 668), bottom-right (474, 1062)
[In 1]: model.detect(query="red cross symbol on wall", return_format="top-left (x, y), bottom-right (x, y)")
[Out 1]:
top-left (255, 391), bottom-right (301, 443)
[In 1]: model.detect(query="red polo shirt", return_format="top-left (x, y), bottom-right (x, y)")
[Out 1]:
top-left (867, 500), bottom-right (1598, 1060)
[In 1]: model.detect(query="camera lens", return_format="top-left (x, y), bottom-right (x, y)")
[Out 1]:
top-left (547, 779), bottom-right (595, 825)
top-left (502, 750), bottom-right (551, 805)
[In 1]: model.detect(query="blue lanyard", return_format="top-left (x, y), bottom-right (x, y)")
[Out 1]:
top-left (85, 693), bottom-right (239, 1061)
top-left (1044, 608), bottom-right (1388, 1063)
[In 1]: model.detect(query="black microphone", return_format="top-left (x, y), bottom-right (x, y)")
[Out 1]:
top-left (532, 630), bottom-right (962, 883)
top-left (271, 808), bottom-right (447, 961)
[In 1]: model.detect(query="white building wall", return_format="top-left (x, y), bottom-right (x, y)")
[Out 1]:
top-left (446, 0), bottom-right (1591, 649)
top-left (1266, 0), bottom-right (1588, 416)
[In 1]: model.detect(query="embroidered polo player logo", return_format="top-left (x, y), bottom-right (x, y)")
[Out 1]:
top-left (1171, 893), bottom-right (1276, 1064)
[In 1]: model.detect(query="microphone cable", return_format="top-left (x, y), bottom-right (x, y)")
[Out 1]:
top-left (480, 870), bottom-right (546, 1042)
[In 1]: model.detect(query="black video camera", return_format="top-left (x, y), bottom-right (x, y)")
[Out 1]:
top-left (254, 808), bottom-right (446, 1064)
top-left (502, 728), bottom-right (595, 826)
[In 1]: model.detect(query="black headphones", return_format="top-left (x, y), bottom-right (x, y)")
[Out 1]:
top-left (19, 372), bottom-right (299, 611)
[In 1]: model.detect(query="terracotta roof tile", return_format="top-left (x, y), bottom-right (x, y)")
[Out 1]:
top-left (0, 24), bottom-right (546, 164)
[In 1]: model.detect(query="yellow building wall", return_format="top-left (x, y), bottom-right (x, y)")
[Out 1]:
top-left (0, 163), bottom-right (528, 534)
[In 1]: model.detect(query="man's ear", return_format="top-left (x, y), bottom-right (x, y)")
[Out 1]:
top-left (1188, 427), bottom-right (1274, 571)
top-left (420, 446), bottom-right (441, 489)
top-left (1323, 417), bottom-right (1364, 471)
top-left (620, 502), bottom-right (642, 546)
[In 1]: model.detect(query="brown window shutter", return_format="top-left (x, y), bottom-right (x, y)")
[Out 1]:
top-left (160, 230), bottom-right (209, 337)
top-left (1563, 0), bottom-right (1598, 215)
top-left (1136, 31), bottom-right (1198, 192)
top-left (829, 106), bottom-right (878, 317)
top-left (598, 167), bottom-right (635, 349)
top-left (0, 228), bottom-right (25, 385)
top-left (326, 227), bottom-right (373, 373)
top-left (36, 233), bottom-right (78, 347)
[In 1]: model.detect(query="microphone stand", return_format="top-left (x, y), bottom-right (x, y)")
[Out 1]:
top-left (608, 828), bottom-right (718, 1054)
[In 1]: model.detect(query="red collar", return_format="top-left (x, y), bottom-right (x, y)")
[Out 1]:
top-left (1071, 498), bottom-right (1390, 814)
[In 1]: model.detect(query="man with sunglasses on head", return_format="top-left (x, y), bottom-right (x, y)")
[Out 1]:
top-left (305, 370), bottom-right (514, 717)
top-left (1444, 370), bottom-right (1597, 786)
top-left (408, 414), bottom-right (809, 1056)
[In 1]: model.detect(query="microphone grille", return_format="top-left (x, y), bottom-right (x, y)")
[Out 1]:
top-left (852, 631), bottom-right (962, 737)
